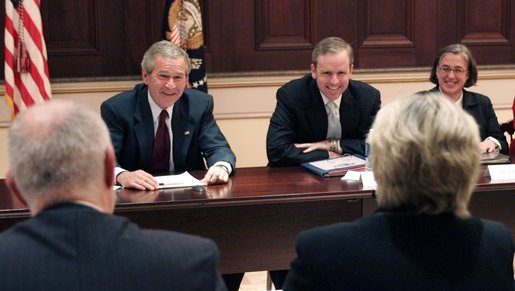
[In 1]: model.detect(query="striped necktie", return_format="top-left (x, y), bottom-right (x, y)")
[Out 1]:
top-left (326, 101), bottom-right (341, 139)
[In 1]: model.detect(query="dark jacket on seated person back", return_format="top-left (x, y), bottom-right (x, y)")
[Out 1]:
top-left (284, 209), bottom-right (514, 290)
top-left (0, 203), bottom-right (227, 291)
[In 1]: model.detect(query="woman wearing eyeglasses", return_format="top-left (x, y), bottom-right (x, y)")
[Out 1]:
top-left (426, 43), bottom-right (508, 154)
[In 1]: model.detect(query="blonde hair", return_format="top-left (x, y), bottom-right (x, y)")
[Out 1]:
top-left (369, 92), bottom-right (480, 217)
top-left (312, 37), bottom-right (354, 67)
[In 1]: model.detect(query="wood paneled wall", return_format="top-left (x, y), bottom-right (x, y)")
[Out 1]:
top-left (1, 0), bottom-right (515, 79)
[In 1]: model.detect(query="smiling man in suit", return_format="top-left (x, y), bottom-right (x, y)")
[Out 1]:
top-left (265, 37), bottom-right (382, 289)
top-left (267, 37), bottom-right (381, 167)
top-left (101, 40), bottom-right (236, 191)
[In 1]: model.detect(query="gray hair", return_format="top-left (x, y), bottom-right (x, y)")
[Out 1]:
top-left (312, 37), bottom-right (354, 67)
top-left (369, 92), bottom-right (480, 217)
top-left (8, 100), bottom-right (111, 207)
top-left (141, 40), bottom-right (191, 75)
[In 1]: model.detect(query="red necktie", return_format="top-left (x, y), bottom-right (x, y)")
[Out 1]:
top-left (150, 110), bottom-right (170, 174)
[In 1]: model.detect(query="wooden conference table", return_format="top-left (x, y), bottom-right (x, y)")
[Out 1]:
top-left (0, 166), bottom-right (513, 274)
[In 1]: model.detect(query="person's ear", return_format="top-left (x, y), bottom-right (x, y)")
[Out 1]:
top-left (104, 146), bottom-right (116, 188)
top-left (142, 69), bottom-right (149, 85)
top-left (310, 63), bottom-right (316, 79)
top-left (5, 171), bottom-right (28, 207)
top-left (349, 63), bottom-right (354, 76)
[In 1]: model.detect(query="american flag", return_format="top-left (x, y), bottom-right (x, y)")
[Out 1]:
top-left (4, 0), bottom-right (51, 118)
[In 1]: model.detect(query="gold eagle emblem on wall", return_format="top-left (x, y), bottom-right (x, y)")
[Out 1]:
top-left (166, 0), bottom-right (204, 50)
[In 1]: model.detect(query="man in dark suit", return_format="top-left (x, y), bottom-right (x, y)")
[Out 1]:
top-left (265, 36), bottom-right (381, 289)
top-left (101, 40), bottom-right (236, 190)
top-left (283, 92), bottom-right (515, 290)
top-left (0, 100), bottom-right (227, 290)
top-left (267, 37), bottom-right (381, 167)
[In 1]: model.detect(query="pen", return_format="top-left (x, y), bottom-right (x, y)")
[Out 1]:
top-left (158, 182), bottom-right (183, 186)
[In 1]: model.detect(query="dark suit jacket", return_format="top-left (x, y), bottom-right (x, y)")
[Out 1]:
top-left (0, 203), bottom-right (227, 291)
top-left (267, 74), bottom-right (381, 166)
top-left (283, 209), bottom-right (514, 291)
top-left (101, 83), bottom-right (236, 173)
top-left (428, 87), bottom-right (509, 154)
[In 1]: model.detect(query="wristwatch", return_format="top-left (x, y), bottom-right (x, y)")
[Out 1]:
top-left (330, 139), bottom-right (338, 153)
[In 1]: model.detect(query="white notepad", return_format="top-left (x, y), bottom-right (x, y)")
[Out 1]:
top-left (154, 171), bottom-right (203, 189)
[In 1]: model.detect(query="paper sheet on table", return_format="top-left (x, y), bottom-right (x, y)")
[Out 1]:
top-left (341, 170), bottom-right (377, 190)
top-left (341, 170), bottom-right (362, 181)
top-left (488, 164), bottom-right (515, 181)
top-left (154, 171), bottom-right (203, 189)
top-left (360, 171), bottom-right (377, 190)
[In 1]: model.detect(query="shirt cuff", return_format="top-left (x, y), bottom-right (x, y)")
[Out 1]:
top-left (213, 161), bottom-right (232, 175)
top-left (114, 166), bottom-right (127, 185)
top-left (485, 136), bottom-right (501, 150)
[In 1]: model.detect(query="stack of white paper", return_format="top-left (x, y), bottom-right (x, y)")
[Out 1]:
top-left (154, 171), bottom-right (203, 189)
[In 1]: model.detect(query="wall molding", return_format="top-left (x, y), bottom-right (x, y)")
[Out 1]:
top-left (2, 65), bottom-right (515, 127)
top-left (1, 65), bottom-right (515, 95)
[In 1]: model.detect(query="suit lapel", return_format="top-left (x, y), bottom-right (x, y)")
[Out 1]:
top-left (134, 89), bottom-right (154, 170)
top-left (306, 79), bottom-right (362, 138)
top-left (432, 86), bottom-right (475, 110)
top-left (428, 86), bottom-right (440, 95)
top-left (172, 94), bottom-right (194, 170)
top-left (340, 83), bottom-right (360, 135)
top-left (461, 90), bottom-right (477, 111)
top-left (306, 80), bottom-right (328, 140)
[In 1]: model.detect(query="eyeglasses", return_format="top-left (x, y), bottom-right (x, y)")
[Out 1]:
top-left (438, 66), bottom-right (467, 76)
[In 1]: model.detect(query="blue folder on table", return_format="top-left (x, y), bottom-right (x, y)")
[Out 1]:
top-left (301, 154), bottom-right (366, 177)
